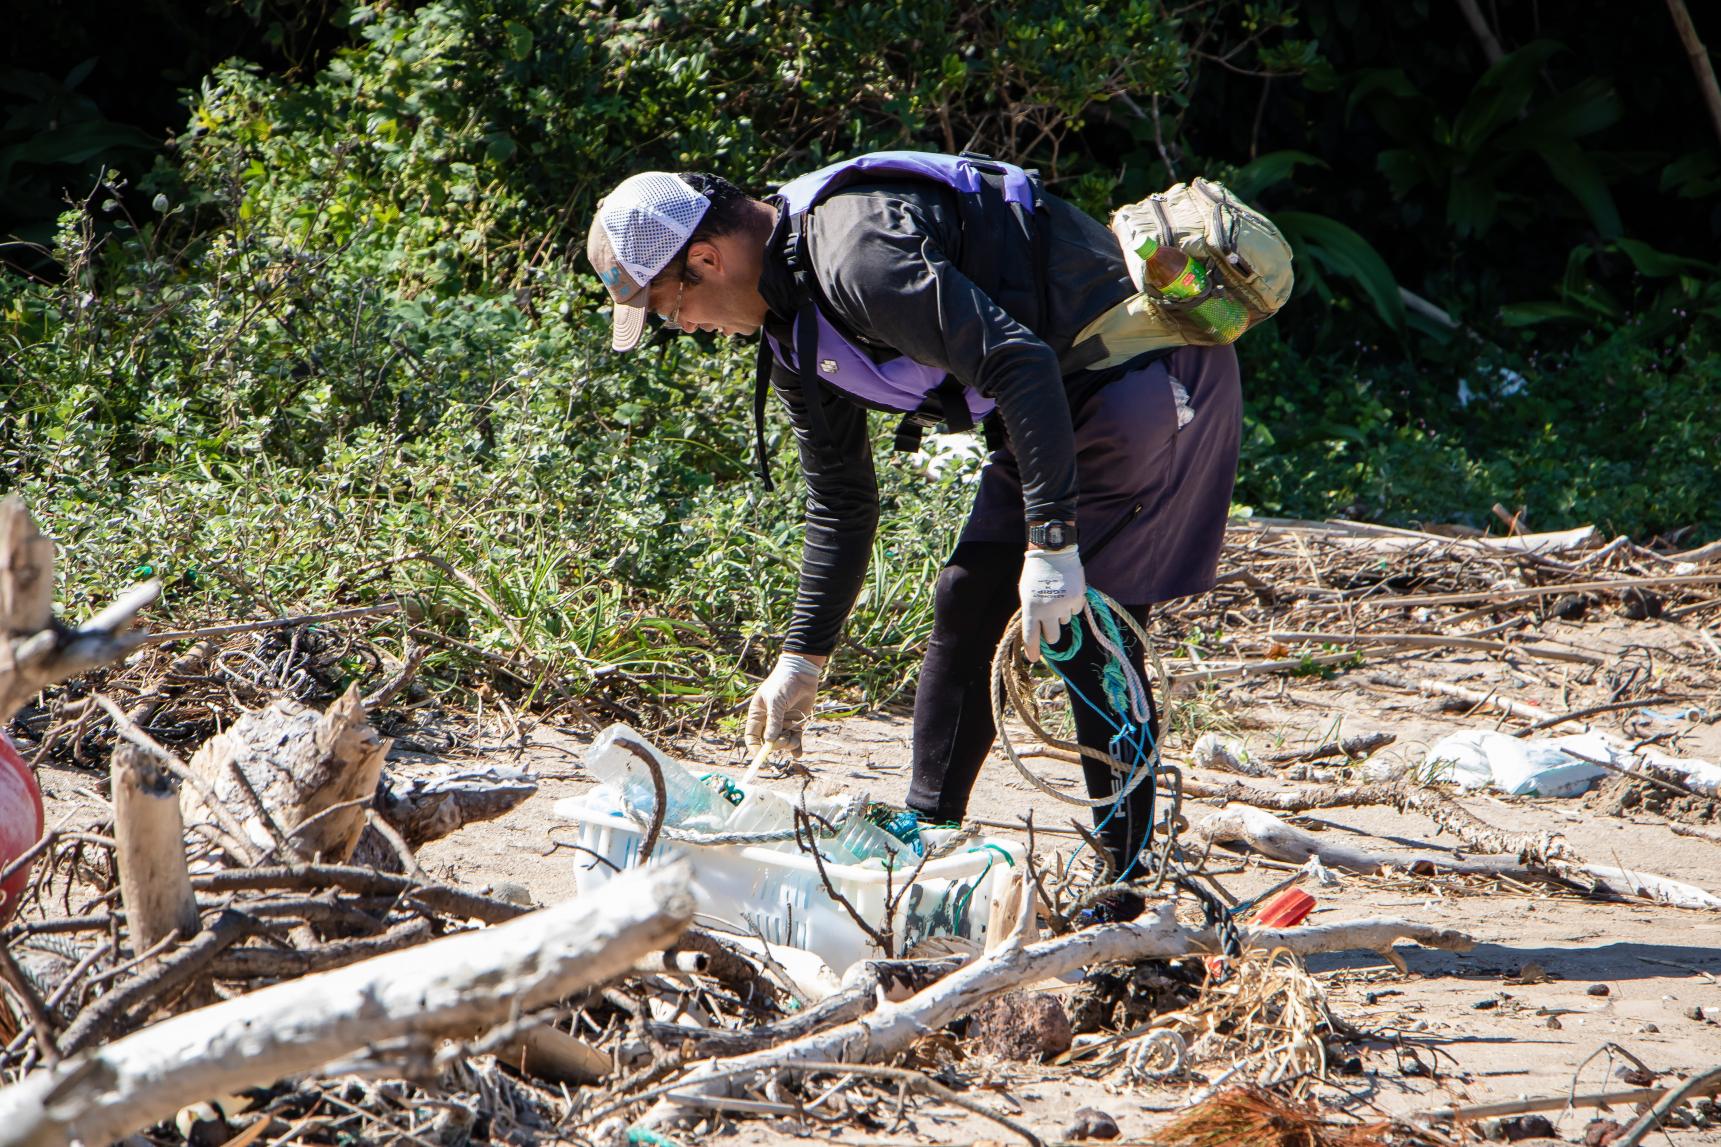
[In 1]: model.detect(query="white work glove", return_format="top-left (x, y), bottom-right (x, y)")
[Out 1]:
top-left (745, 653), bottom-right (822, 757)
top-left (1019, 546), bottom-right (1086, 661)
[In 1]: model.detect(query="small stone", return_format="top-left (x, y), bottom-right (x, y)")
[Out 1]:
top-left (1618, 1066), bottom-right (1656, 1087)
top-left (489, 881), bottom-right (534, 907)
top-left (1473, 996), bottom-right (1500, 1010)
top-left (1498, 1114), bottom-right (1556, 1141)
top-left (1584, 1118), bottom-right (1625, 1146)
top-left (970, 991), bottom-right (1072, 1061)
top-left (1640, 1022), bottom-right (1660, 1033)
top-left (1513, 962), bottom-right (1552, 985)
top-left (1619, 587), bottom-right (1664, 620)
top-left (1402, 1055), bottom-right (1431, 1077)
top-left (1587, 982), bottom-right (1610, 997)
top-left (1546, 1015), bottom-right (1563, 1029)
top-left (1063, 1107), bottom-right (1121, 1141)
top-left (1685, 1005), bottom-right (1707, 1021)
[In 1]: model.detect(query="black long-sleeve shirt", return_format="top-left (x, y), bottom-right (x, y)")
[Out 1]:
top-left (756, 179), bottom-right (1136, 655)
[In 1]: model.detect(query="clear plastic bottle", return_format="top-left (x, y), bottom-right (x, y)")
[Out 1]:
top-left (730, 789), bottom-right (910, 867)
top-left (816, 801), bottom-right (914, 868)
top-left (583, 723), bottom-right (731, 827)
top-left (722, 787), bottom-right (801, 852)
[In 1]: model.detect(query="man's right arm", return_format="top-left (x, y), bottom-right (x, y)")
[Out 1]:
top-left (770, 361), bottom-right (879, 657)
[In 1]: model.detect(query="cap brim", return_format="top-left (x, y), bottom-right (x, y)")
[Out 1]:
top-left (610, 298), bottom-right (649, 351)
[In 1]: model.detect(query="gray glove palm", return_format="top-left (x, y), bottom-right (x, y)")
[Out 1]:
top-left (1019, 546), bottom-right (1086, 661)
top-left (745, 653), bottom-right (822, 756)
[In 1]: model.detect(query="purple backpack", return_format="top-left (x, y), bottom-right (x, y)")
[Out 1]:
top-left (751, 151), bottom-right (1043, 488)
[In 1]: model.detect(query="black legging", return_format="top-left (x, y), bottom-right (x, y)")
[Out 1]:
top-left (908, 540), bottom-right (1160, 875)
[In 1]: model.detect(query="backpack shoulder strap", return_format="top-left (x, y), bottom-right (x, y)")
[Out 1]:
top-left (752, 336), bottom-right (776, 491)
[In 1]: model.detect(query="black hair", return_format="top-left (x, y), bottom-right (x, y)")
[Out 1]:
top-left (651, 172), bottom-right (765, 287)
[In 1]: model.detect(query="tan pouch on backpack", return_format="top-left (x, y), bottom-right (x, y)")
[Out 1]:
top-left (1073, 177), bottom-right (1294, 370)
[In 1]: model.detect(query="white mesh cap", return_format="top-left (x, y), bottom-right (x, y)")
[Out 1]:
top-left (586, 172), bottom-right (710, 351)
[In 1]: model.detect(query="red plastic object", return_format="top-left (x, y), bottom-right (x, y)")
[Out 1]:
top-left (1204, 888), bottom-right (1318, 980)
top-left (1253, 887), bottom-right (1317, 929)
top-left (0, 730), bottom-right (45, 923)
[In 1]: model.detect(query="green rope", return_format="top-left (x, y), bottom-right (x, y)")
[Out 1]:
top-left (950, 842), bottom-right (1019, 923)
top-left (1085, 589), bottom-right (1134, 719)
top-left (702, 774), bottom-right (747, 807)
top-left (867, 803), bottom-right (926, 855)
top-left (1040, 612), bottom-right (1085, 662)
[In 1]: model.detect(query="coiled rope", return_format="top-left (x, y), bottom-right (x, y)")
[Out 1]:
top-left (989, 585), bottom-right (1185, 879)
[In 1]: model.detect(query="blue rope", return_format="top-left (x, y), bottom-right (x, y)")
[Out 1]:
top-left (1038, 594), bottom-right (1160, 882)
top-left (874, 808), bottom-right (925, 855)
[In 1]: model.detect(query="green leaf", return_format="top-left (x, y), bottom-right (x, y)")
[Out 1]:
top-left (1345, 67), bottom-right (1419, 126)
top-left (1273, 210), bottom-right (1407, 332)
top-left (503, 20), bottom-right (534, 60)
top-left (1609, 237), bottom-right (1717, 278)
top-left (1375, 148), bottom-right (1426, 198)
top-left (1498, 301), bottom-right (1591, 326)
top-left (1661, 150), bottom-right (1721, 198)
top-left (1228, 150), bottom-right (1327, 200)
top-left (1445, 175), bottom-right (1498, 238)
top-left (62, 57), bottom-right (98, 90)
top-left (1506, 76), bottom-right (1620, 142)
top-left (1534, 140), bottom-right (1622, 239)
top-left (1452, 40), bottom-right (1564, 151)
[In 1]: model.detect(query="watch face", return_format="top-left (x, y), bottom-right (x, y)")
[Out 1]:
top-left (1033, 522), bottom-right (1072, 548)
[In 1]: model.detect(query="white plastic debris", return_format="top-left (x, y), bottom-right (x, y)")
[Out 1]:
top-left (555, 790), bottom-right (1023, 976)
top-left (1192, 732), bottom-right (1271, 777)
top-left (555, 727), bottom-right (1025, 975)
top-left (1422, 728), bottom-right (1721, 798)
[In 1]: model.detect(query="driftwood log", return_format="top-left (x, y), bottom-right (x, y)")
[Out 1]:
top-left (0, 495), bottom-right (159, 726)
top-left (637, 892), bottom-right (1473, 1131)
top-left (1, 496), bottom-right (159, 922)
top-left (1195, 804), bottom-right (1721, 910)
top-left (109, 743), bottom-right (200, 952)
top-left (375, 764), bottom-right (538, 846)
top-left (0, 862), bottom-right (695, 1147)
top-left (181, 686), bottom-right (389, 864)
top-left (1177, 776), bottom-right (1569, 865)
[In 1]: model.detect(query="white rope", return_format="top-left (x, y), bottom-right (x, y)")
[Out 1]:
top-left (1123, 1029), bottom-right (1188, 1083)
top-left (989, 587), bottom-right (1170, 808)
top-left (1083, 597), bottom-right (1152, 723)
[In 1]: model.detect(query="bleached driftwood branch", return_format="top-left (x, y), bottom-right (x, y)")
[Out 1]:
top-left (1178, 777), bottom-right (1567, 864)
top-left (181, 686), bottom-right (390, 864)
top-left (1195, 804), bottom-right (1721, 910)
top-left (0, 496), bottom-right (159, 725)
top-left (110, 742), bottom-right (200, 952)
top-left (636, 891), bottom-right (1472, 1130)
top-left (0, 862), bottom-right (694, 1147)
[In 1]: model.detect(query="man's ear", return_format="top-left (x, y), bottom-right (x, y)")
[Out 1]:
top-left (685, 239), bottom-right (723, 278)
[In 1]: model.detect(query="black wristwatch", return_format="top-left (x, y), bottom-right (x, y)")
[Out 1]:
top-left (1027, 520), bottom-right (1078, 550)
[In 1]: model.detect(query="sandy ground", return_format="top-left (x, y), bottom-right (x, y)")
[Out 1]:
top-left (385, 614), bottom-right (1721, 1143)
top-left (26, 612), bottom-right (1721, 1143)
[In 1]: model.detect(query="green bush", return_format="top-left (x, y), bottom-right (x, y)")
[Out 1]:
top-left (1235, 320), bottom-right (1718, 541)
top-left (2, 0), bottom-right (1717, 729)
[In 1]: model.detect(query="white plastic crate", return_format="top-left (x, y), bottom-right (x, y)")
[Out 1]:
top-left (552, 792), bottom-right (1024, 975)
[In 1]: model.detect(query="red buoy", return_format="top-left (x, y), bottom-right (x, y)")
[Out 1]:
top-left (0, 730), bottom-right (44, 922)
